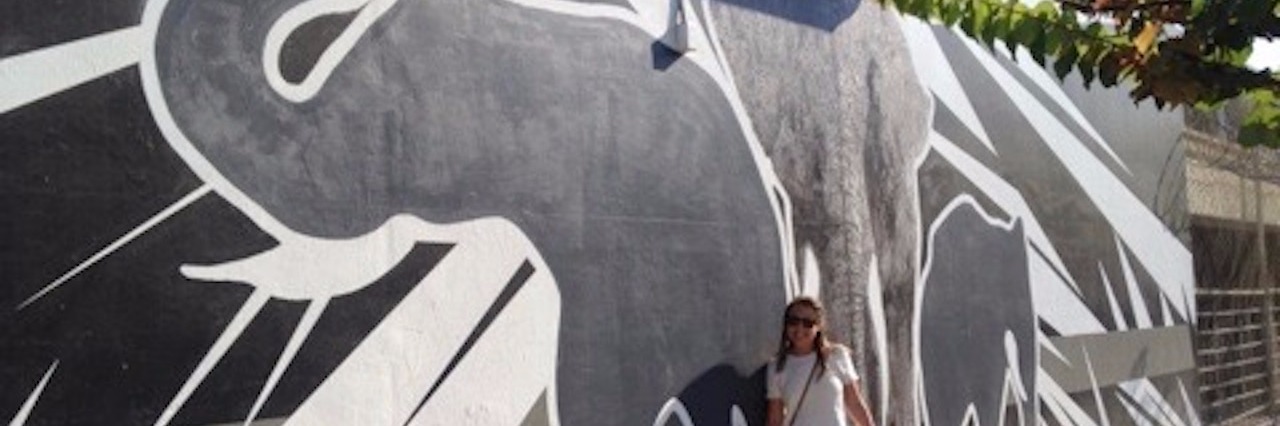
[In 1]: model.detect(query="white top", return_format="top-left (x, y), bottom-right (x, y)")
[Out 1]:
top-left (767, 345), bottom-right (859, 426)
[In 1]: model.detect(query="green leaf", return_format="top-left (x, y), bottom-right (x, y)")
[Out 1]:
top-left (1054, 45), bottom-right (1079, 80)
top-left (974, 0), bottom-right (996, 48)
top-left (904, 0), bottom-right (927, 18)
top-left (1011, 17), bottom-right (1040, 49)
top-left (1238, 0), bottom-right (1273, 28)
top-left (1238, 123), bottom-right (1280, 147)
top-left (1030, 32), bottom-right (1048, 66)
top-left (1044, 26), bottom-right (1065, 55)
top-left (1085, 22), bottom-right (1103, 38)
top-left (1225, 46), bottom-right (1254, 67)
top-left (944, 0), bottom-right (964, 26)
top-left (989, 8), bottom-right (1015, 47)
top-left (960, 5), bottom-right (977, 35)
top-left (1077, 44), bottom-right (1103, 88)
top-left (1190, 0), bottom-right (1207, 18)
top-left (1030, 0), bottom-right (1056, 18)
top-left (1099, 52), bottom-right (1122, 86)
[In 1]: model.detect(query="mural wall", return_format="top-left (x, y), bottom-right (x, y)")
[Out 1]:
top-left (0, 0), bottom-right (1197, 425)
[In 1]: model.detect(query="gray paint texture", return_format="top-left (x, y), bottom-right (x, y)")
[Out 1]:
top-left (709, 4), bottom-right (930, 423)
top-left (0, 0), bottom-right (1202, 424)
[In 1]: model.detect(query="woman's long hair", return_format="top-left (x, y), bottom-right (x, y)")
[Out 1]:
top-left (775, 296), bottom-right (831, 378)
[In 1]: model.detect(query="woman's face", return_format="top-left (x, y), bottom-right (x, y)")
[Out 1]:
top-left (785, 304), bottom-right (821, 352)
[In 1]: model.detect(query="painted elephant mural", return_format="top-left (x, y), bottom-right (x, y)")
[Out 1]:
top-left (1, 0), bottom-right (1198, 425)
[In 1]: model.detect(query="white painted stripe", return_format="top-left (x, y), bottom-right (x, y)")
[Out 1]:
top-left (866, 253), bottom-right (890, 426)
top-left (244, 298), bottom-right (329, 425)
top-left (1117, 379), bottom-right (1186, 426)
top-left (18, 184), bottom-right (212, 311)
top-left (989, 42), bottom-right (1130, 174)
top-left (0, 27), bottom-right (142, 114)
top-left (800, 244), bottom-right (821, 298)
top-left (1160, 295), bottom-right (1174, 327)
top-left (156, 290), bottom-right (270, 426)
top-left (8, 360), bottom-right (58, 426)
top-left (958, 36), bottom-right (1195, 321)
top-left (1030, 248), bottom-right (1106, 336)
top-left (1116, 395), bottom-right (1147, 426)
top-left (1039, 332), bottom-right (1069, 366)
top-left (1082, 348), bottom-right (1112, 426)
top-left (1176, 379), bottom-right (1201, 426)
top-left (1040, 369), bottom-right (1101, 426)
top-left (1115, 235), bottom-right (1153, 329)
top-left (1100, 262), bottom-right (1128, 331)
top-left (900, 18), bottom-right (997, 154)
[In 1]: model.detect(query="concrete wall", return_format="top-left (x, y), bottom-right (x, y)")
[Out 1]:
top-left (0, 0), bottom-right (1197, 425)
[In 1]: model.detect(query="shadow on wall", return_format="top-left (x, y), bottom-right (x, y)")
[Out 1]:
top-left (677, 364), bottom-right (767, 425)
top-left (652, 41), bottom-right (681, 70)
top-left (714, 0), bottom-right (860, 32)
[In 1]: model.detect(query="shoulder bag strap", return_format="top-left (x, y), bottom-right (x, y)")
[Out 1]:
top-left (788, 358), bottom-right (821, 426)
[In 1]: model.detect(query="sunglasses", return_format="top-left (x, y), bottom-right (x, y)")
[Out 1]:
top-left (785, 315), bottom-right (818, 328)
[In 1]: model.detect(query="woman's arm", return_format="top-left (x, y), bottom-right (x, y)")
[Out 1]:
top-left (767, 398), bottom-right (785, 426)
top-left (843, 380), bottom-right (875, 426)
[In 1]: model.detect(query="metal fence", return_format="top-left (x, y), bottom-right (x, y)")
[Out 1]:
top-left (1193, 220), bottom-right (1279, 425)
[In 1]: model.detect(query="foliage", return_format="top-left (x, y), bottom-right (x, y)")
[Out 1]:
top-left (878, 0), bottom-right (1280, 146)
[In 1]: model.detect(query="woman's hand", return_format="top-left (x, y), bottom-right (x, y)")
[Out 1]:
top-left (843, 380), bottom-right (875, 426)
top-left (767, 398), bottom-right (785, 426)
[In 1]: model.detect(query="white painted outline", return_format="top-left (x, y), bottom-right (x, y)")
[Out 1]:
top-left (141, 0), bottom-right (800, 301)
top-left (141, 0), bottom-right (297, 242)
top-left (652, 398), bottom-right (696, 426)
top-left (928, 130), bottom-right (1082, 296)
top-left (263, 0), bottom-right (402, 103)
top-left (911, 194), bottom-right (1030, 425)
top-left (133, 0), bottom-right (794, 422)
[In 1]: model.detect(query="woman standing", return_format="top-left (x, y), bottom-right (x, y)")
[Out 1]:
top-left (767, 296), bottom-right (876, 426)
